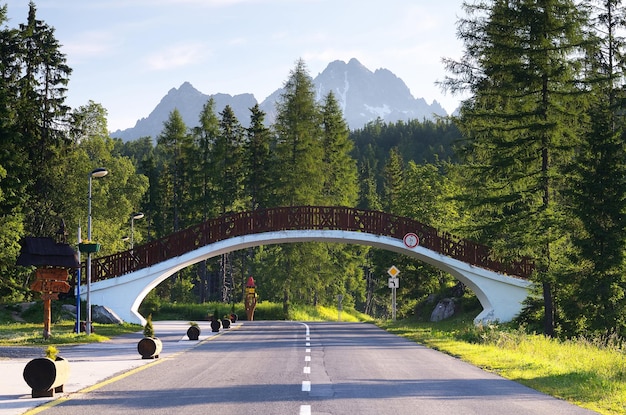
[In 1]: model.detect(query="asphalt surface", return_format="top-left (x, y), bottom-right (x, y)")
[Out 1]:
top-left (0, 321), bottom-right (237, 415)
top-left (0, 321), bottom-right (600, 415)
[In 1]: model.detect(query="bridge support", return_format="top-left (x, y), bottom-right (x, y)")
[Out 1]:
top-left (429, 257), bottom-right (532, 324)
top-left (82, 230), bottom-right (532, 326)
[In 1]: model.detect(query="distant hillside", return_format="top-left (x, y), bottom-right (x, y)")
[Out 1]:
top-left (111, 58), bottom-right (448, 142)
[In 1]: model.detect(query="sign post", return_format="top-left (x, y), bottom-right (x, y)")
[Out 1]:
top-left (387, 266), bottom-right (400, 321)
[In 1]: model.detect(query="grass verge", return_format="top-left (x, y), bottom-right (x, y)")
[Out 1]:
top-left (0, 321), bottom-right (141, 346)
top-left (378, 318), bottom-right (626, 415)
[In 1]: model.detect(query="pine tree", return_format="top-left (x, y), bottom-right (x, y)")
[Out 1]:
top-left (191, 98), bottom-right (220, 221)
top-left (320, 92), bottom-right (358, 206)
top-left (0, 5), bottom-right (27, 301)
top-left (382, 147), bottom-right (404, 215)
top-left (156, 109), bottom-right (192, 234)
top-left (188, 99), bottom-right (220, 302)
top-left (563, 0), bottom-right (626, 336)
top-left (0, 5), bottom-right (25, 216)
top-left (210, 105), bottom-right (245, 302)
top-left (244, 104), bottom-right (274, 210)
top-left (14, 1), bottom-right (72, 236)
top-left (357, 160), bottom-right (382, 211)
top-left (442, 0), bottom-right (590, 336)
top-left (272, 59), bottom-right (324, 206)
top-left (267, 59), bottom-right (327, 314)
top-left (213, 105), bottom-right (245, 214)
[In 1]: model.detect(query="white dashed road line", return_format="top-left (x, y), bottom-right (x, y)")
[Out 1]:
top-left (299, 322), bottom-right (312, 415)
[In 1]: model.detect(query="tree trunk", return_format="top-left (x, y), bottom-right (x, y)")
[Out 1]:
top-left (543, 281), bottom-right (554, 337)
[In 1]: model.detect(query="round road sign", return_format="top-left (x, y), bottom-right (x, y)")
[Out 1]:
top-left (403, 232), bottom-right (419, 248)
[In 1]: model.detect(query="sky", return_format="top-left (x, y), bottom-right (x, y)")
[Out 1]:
top-left (6, 0), bottom-right (466, 132)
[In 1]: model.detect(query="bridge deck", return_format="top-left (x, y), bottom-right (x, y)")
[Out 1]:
top-left (85, 206), bottom-right (534, 282)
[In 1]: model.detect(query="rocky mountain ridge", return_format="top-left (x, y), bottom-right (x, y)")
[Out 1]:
top-left (111, 58), bottom-right (448, 142)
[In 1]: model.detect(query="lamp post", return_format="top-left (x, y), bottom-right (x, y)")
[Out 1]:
top-left (75, 225), bottom-right (81, 334)
top-left (86, 167), bottom-right (108, 335)
top-left (130, 212), bottom-right (144, 249)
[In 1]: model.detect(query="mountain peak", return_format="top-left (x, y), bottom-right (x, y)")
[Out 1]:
top-left (167, 81), bottom-right (202, 97)
top-left (308, 58), bottom-right (446, 128)
top-left (111, 59), bottom-right (448, 141)
top-left (347, 57), bottom-right (368, 70)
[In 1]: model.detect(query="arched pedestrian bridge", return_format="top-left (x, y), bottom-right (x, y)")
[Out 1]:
top-left (82, 206), bottom-right (534, 325)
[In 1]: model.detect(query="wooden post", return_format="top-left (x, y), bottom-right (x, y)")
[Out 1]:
top-left (43, 294), bottom-right (51, 340)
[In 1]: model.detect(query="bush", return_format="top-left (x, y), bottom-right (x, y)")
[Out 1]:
top-left (140, 292), bottom-right (161, 316)
top-left (19, 300), bottom-right (73, 323)
top-left (45, 345), bottom-right (59, 359)
top-left (143, 314), bottom-right (155, 337)
top-left (254, 302), bottom-right (287, 320)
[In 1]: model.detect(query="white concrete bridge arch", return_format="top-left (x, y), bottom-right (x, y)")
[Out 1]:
top-left (83, 229), bottom-right (532, 326)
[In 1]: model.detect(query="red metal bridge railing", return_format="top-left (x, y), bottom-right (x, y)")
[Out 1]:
top-left (87, 206), bottom-right (534, 282)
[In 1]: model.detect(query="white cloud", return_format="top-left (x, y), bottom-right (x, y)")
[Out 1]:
top-left (61, 31), bottom-right (119, 63)
top-left (144, 42), bottom-right (210, 71)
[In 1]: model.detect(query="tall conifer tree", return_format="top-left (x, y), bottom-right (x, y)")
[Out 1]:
top-left (244, 104), bottom-right (273, 210)
top-left (0, 6), bottom-right (26, 300)
top-left (267, 59), bottom-right (327, 314)
top-left (15, 1), bottom-right (72, 235)
top-left (272, 59), bottom-right (324, 206)
top-left (191, 98), bottom-right (220, 221)
top-left (156, 109), bottom-right (191, 234)
top-left (320, 92), bottom-right (358, 206)
top-left (383, 147), bottom-right (405, 215)
top-left (563, 0), bottom-right (626, 336)
top-left (189, 98), bottom-right (220, 302)
top-left (212, 105), bottom-right (245, 214)
top-left (442, 0), bottom-right (589, 335)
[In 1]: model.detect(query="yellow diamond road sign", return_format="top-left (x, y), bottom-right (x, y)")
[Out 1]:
top-left (387, 265), bottom-right (400, 277)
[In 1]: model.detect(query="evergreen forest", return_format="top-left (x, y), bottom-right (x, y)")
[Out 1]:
top-left (2, 1), bottom-right (626, 340)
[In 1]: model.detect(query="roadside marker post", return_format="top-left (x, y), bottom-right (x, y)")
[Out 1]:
top-left (387, 266), bottom-right (400, 321)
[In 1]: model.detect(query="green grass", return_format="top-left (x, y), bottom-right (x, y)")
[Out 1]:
top-left (143, 301), bottom-right (374, 323)
top-left (288, 304), bottom-right (373, 322)
top-left (379, 319), bottom-right (626, 415)
top-left (0, 321), bottom-right (141, 346)
top-left (142, 301), bottom-right (285, 321)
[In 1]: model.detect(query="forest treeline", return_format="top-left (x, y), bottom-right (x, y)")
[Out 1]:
top-left (2, 1), bottom-right (626, 340)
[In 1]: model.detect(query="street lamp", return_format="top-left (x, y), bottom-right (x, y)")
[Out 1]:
top-left (130, 212), bottom-right (144, 249)
top-left (75, 224), bottom-right (81, 334)
top-left (86, 167), bottom-right (108, 335)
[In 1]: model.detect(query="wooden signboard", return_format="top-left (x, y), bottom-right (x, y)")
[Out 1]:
top-left (30, 268), bottom-right (71, 339)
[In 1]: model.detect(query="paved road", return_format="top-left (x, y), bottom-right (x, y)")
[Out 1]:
top-left (17, 321), bottom-right (597, 415)
top-left (0, 321), bottom-right (227, 415)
